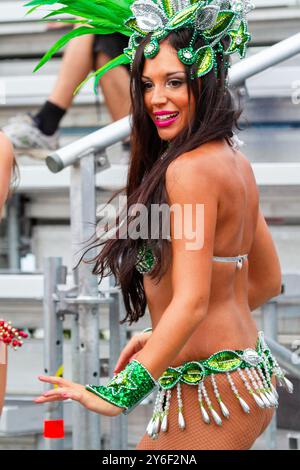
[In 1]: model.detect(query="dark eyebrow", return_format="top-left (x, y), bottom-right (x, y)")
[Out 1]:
top-left (141, 71), bottom-right (186, 79)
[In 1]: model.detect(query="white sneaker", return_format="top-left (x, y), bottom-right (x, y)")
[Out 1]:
top-left (2, 114), bottom-right (59, 159)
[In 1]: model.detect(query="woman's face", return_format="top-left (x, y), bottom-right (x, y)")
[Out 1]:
top-left (142, 41), bottom-right (196, 142)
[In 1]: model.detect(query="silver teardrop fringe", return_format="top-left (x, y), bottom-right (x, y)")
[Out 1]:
top-left (256, 364), bottom-right (278, 407)
top-left (271, 354), bottom-right (294, 393)
top-left (202, 381), bottom-right (223, 426)
top-left (177, 382), bottom-right (186, 430)
top-left (249, 367), bottom-right (271, 408)
top-left (237, 367), bottom-right (265, 408)
top-left (211, 373), bottom-right (230, 419)
top-left (226, 371), bottom-right (250, 413)
top-left (252, 368), bottom-right (273, 408)
top-left (146, 389), bottom-right (161, 438)
top-left (198, 381), bottom-right (210, 424)
top-left (146, 354), bottom-right (292, 439)
top-left (161, 389), bottom-right (172, 433)
top-left (244, 367), bottom-right (266, 408)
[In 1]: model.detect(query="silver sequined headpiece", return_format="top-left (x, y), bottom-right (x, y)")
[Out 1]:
top-left (124, 0), bottom-right (255, 79)
top-left (28, 0), bottom-right (255, 83)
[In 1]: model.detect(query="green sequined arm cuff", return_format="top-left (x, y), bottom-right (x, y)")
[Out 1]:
top-left (86, 359), bottom-right (158, 415)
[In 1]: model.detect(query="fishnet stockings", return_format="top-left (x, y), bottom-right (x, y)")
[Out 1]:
top-left (136, 369), bottom-right (276, 450)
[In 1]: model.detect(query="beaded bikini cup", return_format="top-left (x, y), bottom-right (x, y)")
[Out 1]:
top-left (27, 0), bottom-right (254, 86)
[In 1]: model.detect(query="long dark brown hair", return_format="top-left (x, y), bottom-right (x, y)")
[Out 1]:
top-left (84, 29), bottom-right (243, 325)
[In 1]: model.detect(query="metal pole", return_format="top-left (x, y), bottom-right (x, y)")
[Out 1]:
top-left (47, 117), bottom-right (130, 173)
top-left (70, 152), bottom-right (100, 450)
top-left (70, 308), bottom-right (81, 449)
top-left (230, 32), bottom-right (300, 86)
top-left (7, 194), bottom-right (20, 270)
top-left (266, 337), bottom-right (300, 378)
top-left (43, 257), bottom-right (65, 450)
top-left (109, 276), bottom-right (128, 450)
top-left (262, 301), bottom-right (278, 450)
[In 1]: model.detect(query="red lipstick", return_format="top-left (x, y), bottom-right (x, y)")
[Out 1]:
top-left (153, 111), bottom-right (179, 128)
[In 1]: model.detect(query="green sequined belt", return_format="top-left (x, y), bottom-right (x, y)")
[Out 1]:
top-left (146, 331), bottom-right (294, 439)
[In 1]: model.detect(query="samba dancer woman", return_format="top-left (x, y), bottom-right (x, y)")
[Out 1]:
top-left (33, 1), bottom-right (293, 449)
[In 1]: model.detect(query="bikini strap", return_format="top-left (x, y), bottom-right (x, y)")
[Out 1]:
top-left (213, 254), bottom-right (248, 270)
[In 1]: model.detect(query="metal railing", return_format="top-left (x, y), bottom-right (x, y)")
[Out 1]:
top-left (41, 32), bottom-right (300, 450)
top-left (46, 32), bottom-right (300, 173)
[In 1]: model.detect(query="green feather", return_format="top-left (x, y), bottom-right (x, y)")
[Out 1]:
top-left (73, 54), bottom-right (131, 95)
top-left (25, 0), bottom-right (135, 36)
top-left (25, 0), bottom-right (134, 23)
top-left (93, 54), bottom-right (131, 92)
top-left (33, 26), bottom-right (115, 72)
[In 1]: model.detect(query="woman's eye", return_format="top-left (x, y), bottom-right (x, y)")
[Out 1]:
top-left (168, 80), bottom-right (183, 88)
top-left (142, 82), bottom-right (153, 90)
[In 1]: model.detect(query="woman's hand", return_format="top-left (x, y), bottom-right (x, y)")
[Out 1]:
top-left (34, 376), bottom-right (123, 417)
top-left (114, 331), bottom-right (152, 374)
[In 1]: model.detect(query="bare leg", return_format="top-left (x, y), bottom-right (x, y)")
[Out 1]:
top-left (49, 33), bottom-right (95, 110)
top-left (95, 52), bottom-right (131, 121)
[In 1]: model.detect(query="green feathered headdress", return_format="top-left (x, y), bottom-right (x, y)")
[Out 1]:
top-left (25, 0), bottom-right (254, 90)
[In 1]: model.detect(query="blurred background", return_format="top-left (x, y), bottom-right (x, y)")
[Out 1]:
top-left (0, 0), bottom-right (300, 450)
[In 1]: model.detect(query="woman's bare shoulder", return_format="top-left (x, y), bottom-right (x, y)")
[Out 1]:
top-left (193, 139), bottom-right (254, 175)
top-left (168, 140), bottom-right (231, 176)
top-left (165, 145), bottom-right (220, 198)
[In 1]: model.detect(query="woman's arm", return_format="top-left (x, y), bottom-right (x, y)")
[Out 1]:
top-left (248, 279), bottom-right (282, 312)
top-left (134, 153), bottom-right (219, 379)
top-left (0, 132), bottom-right (14, 215)
top-left (247, 207), bottom-right (282, 311)
top-left (34, 152), bottom-right (219, 414)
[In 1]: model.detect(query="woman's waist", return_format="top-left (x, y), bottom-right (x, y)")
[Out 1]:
top-left (157, 331), bottom-right (275, 387)
top-left (167, 324), bottom-right (259, 368)
top-left (149, 296), bottom-right (252, 326)
top-left (150, 307), bottom-right (258, 368)
top-left (145, 277), bottom-right (249, 317)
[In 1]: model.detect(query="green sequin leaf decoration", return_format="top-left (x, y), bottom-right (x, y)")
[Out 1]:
top-left (203, 9), bottom-right (236, 40)
top-left (124, 47), bottom-right (134, 61)
top-left (181, 362), bottom-right (204, 385)
top-left (225, 19), bottom-right (251, 59)
top-left (159, 368), bottom-right (181, 389)
top-left (194, 45), bottom-right (214, 78)
top-left (205, 350), bottom-right (242, 372)
top-left (125, 17), bottom-right (148, 36)
top-left (166, 3), bottom-right (199, 30)
top-left (160, 0), bottom-right (175, 18)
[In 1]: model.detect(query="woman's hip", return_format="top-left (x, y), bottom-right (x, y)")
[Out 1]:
top-left (136, 331), bottom-right (292, 450)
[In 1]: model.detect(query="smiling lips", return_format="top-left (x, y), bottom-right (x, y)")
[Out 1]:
top-left (153, 110), bottom-right (179, 128)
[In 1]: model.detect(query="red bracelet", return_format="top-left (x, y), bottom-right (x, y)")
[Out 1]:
top-left (0, 319), bottom-right (28, 350)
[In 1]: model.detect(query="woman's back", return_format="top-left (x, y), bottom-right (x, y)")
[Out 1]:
top-left (144, 139), bottom-right (263, 363)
